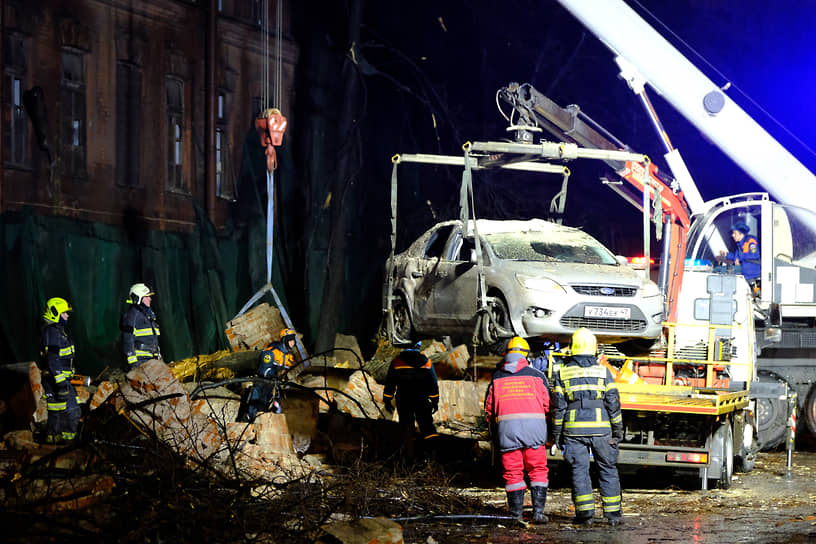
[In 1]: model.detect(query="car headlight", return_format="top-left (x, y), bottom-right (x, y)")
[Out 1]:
top-left (516, 274), bottom-right (566, 294)
top-left (641, 281), bottom-right (661, 297)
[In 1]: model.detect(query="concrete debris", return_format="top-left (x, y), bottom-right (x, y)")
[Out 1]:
top-left (318, 516), bottom-right (404, 544)
top-left (334, 370), bottom-right (388, 420)
top-left (428, 343), bottom-right (470, 380)
top-left (224, 302), bottom-right (286, 351)
top-left (435, 380), bottom-right (487, 428)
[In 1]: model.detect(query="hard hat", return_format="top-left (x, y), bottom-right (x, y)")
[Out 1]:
top-left (128, 283), bottom-right (155, 305)
top-left (279, 327), bottom-right (297, 340)
top-left (43, 297), bottom-right (72, 323)
top-left (732, 221), bottom-right (750, 235)
top-left (571, 328), bottom-right (597, 356)
top-left (507, 336), bottom-right (530, 354)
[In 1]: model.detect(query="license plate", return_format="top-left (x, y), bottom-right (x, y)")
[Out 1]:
top-left (584, 306), bottom-right (631, 319)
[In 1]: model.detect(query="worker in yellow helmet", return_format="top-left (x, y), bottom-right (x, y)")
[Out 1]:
top-left (550, 328), bottom-right (623, 527)
top-left (39, 297), bottom-right (81, 444)
top-left (485, 336), bottom-right (551, 523)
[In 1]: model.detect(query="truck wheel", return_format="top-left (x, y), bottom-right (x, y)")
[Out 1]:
top-left (803, 385), bottom-right (816, 438)
top-left (755, 372), bottom-right (788, 450)
top-left (709, 423), bottom-right (734, 489)
top-left (734, 417), bottom-right (757, 473)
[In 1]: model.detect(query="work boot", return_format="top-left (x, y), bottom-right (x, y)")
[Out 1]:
top-left (573, 513), bottom-right (594, 526)
top-left (531, 486), bottom-right (548, 523)
top-left (506, 489), bottom-right (526, 521)
top-left (606, 515), bottom-right (624, 527)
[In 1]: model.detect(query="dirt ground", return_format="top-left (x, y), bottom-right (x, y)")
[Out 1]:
top-left (403, 450), bottom-right (816, 544)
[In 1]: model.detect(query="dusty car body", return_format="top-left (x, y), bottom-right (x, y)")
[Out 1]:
top-left (384, 218), bottom-right (664, 350)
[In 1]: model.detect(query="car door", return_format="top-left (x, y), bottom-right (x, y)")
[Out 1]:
top-left (408, 223), bottom-right (456, 330)
top-left (426, 229), bottom-right (481, 331)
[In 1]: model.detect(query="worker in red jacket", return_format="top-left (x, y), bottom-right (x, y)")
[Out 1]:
top-left (484, 336), bottom-right (550, 523)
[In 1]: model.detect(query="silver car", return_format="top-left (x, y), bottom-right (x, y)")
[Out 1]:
top-left (384, 218), bottom-right (664, 352)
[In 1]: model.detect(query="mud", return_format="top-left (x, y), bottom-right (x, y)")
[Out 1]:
top-left (404, 451), bottom-right (816, 544)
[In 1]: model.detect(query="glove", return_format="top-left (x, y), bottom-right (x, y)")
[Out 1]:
top-left (430, 398), bottom-right (439, 414)
top-left (611, 427), bottom-right (624, 443)
top-left (550, 432), bottom-right (561, 448)
top-left (384, 399), bottom-right (394, 413)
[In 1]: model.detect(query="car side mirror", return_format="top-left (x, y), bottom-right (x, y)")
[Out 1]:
top-left (469, 249), bottom-right (478, 264)
top-left (615, 255), bottom-right (629, 266)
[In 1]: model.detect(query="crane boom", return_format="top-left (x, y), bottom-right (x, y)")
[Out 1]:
top-left (555, 0), bottom-right (816, 211)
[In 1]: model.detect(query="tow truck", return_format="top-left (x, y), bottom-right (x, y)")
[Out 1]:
top-left (497, 0), bottom-right (815, 453)
top-left (385, 0), bottom-right (809, 487)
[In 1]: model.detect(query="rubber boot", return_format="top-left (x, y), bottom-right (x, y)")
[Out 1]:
top-left (531, 486), bottom-right (548, 523)
top-left (506, 489), bottom-right (525, 521)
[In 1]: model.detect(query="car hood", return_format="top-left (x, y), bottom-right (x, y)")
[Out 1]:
top-left (500, 260), bottom-right (643, 286)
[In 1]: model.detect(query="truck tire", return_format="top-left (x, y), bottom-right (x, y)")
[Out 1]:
top-left (803, 385), bottom-right (816, 438)
top-left (709, 423), bottom-right (734, 490)
top-left (755, 372), bottom-right (788, 450)
top-left (734, 417), bottom-right (757, 473)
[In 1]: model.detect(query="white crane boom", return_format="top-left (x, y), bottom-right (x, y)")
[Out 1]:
top-left (556, 0), bottom-right (816, 211)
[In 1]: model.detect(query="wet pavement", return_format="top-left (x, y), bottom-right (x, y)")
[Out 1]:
top-left (404, 451), bottom-right (816, 544)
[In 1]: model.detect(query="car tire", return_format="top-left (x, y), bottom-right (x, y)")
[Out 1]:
top-left (391, 293), bottom-right (414, 345)
top-left (481, 295), bottom-right (513, 345)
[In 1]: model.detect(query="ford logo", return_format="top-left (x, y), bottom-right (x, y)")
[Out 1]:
top-left (600, 287), bottom-right (615, 295)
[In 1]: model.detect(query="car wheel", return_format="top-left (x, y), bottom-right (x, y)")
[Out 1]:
top-left (391, 293), bottom-right (414, 345)
top-left (481, 295), bottom-right (513, 345)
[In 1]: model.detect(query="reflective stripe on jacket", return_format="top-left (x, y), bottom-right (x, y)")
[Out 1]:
top-left (552, 354), bottom-right (622, 437)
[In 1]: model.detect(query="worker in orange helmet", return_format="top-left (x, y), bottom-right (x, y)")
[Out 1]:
top-left (485, 336), bottom-right (551, 523)
top-left (241, 327), bottom-right (298, 422)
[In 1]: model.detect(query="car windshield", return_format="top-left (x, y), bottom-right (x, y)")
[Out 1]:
top-left (485, 230), bottom-right (618, 265)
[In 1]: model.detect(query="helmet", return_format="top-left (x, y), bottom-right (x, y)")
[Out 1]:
top-left (507, 336), bottom-right (530, 354)
top-left (732, 221), bottom-right (750, 235)
top-left (571, 328), bottom-right (597, 356)
top-left (43, 297), bottom-right (72, 323)
top-left (128, 283), bottom-right (155, 305)
top-left (279, 328), bottom-right (297, 342)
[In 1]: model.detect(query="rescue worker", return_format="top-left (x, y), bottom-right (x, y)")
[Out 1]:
top-left (717, 221), bottom-right (760, 284)
top-left (241, 327), bottom-right (298, 422)
top-left (484, 336), bottom-right (550, 523)
top-left (120, 283), bottom-right (162, 368)
top-left (39, 297), bottom-right (81, 444)
top-left (383, 342), bottom-right (440, 457)
top-left (551, 328), bottom-right (623, 527)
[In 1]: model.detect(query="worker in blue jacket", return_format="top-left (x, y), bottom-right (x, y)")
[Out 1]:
top-left (120, 282), bottom-right (162, 368)
top-left (383, 343), bottom-right (440, 457)
top-left (717, 221), bottom-right (760, 284)
top-left (39, 297), bottom-right (81, 444)
top-left (241, 328), bottom-right (298, 422)
top-left (551, 328), bottom-right (623, 527)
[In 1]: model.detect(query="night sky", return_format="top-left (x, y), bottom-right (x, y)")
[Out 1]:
top-left (307, 0), bottom-right (816, 258)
